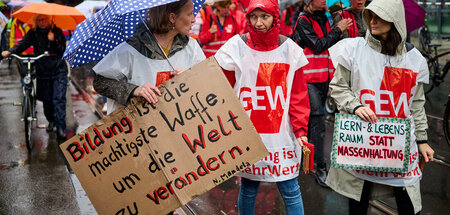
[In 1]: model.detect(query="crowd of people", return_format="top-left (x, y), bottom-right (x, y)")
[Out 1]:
top-left (0, 0), bottom-right (435, 214)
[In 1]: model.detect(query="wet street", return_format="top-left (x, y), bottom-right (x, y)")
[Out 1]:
top-left (0, 55), bottom-right (449, 215)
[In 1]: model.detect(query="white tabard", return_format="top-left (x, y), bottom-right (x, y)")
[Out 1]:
top-left (329, 37), bottom-right (429, 187)
top-left (93, 37), bottom-right (206, 114)
top-left (215, 35), bottom-right (309, 182)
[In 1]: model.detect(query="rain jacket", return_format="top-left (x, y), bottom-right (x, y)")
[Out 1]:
top-left (280, 5), bottom-right (294, 36)
top-left (326, 0), bottom-right (427, 212)
top-left (9, 18), bottom-right (34, 55)
top-left (215, 0), bottom-right (310, 182)
top-left (292, 9), bottom-right (342, 83)
top-left (93, 23), bottom-right (206, 114)
top-left (199, 11), bottom-right (239, 57)
top-left (332, 7), bottom-right (366, 38)
top-left (9, 25), bottom-right (67, 79)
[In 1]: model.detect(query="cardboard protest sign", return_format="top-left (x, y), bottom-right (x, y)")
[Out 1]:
top-left (60, 57), bottom-right (268, 215)
top-left (331, 113), bottom-right (411, 173)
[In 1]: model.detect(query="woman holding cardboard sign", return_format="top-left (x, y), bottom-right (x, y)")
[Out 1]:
top-left (327, 0), bottom-right (434, 214)
top-left (214, 0), bottom-right (311, 214)
top-left (93, 0), bottom-right (206, 114)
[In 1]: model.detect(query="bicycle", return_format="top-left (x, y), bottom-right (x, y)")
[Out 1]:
top-left (445, 94), bottom-right (450, 147)
top-left (9, 52), bottom-right (49, 152)
top-left (418, 25), bottom-right (450, 94)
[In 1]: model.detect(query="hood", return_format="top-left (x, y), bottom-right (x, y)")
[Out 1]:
top-left (363, 0), bottom-right (407, 54)
top-left (245, 0), bottom-right (280, 51)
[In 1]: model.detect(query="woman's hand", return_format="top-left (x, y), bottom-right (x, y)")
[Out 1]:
top-left (355, 106), bottom-right (377, 123)
top-left (1, 51), bottom-right (10, 58)
top-left (297, 136), bottom-right (308, 147)
top-left (134, 83), bottom-right (161, 104)
top-left (418, 143), bottom-right (434, 162)
top-left (48, 31), bottom-right (55, 41)
top-left (170, 68), bottom-right (185, 76)
top-left (337, 18), bottom-right (353, 32)
top-left (210, 25), bottom-right (218, 34)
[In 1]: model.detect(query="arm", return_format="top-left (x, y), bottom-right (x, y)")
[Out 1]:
top-left (289, 69), bottom-right (310, 144)
top-left (199, 16), bottom-right (216, 45)
top-left (293, 17), bottom-right (342, 54)
top-left (9, 30), bottom-right (34, 54)
top-left (411, 83), bottom-right (434, 162)
top-left (93, 74), bottom-right (138, 106)
top-left (329, 64), bottom-right (361, 113)
top-left (48, 27), bottom-right (66, 57)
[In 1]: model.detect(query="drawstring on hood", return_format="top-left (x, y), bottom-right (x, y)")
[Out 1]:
top-left (363, 0), bottom-right (407, 55)
top-left (245, 0), bottom-right (280, 51)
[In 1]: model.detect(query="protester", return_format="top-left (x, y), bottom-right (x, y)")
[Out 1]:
top-left (280, 1), bottom-right (302, 36)
top-left (199, 0), bottom-right (239, 57)
top-left (327, 0), bottom-right (434, 214)
top-left (215, 0), bottom-right (310, 214)
top-left (2, 14), bottom-right (68, 139)
top-left (92, 0), bottom-right (205, 116)
top-left (291, 0), bottom-right (305, 33)
top-left (8, 6), bottom-right (33, 55)
top-left (332, 0), bottom-right (367, 38)
top-left (230, 0), bottom-right (246, 34)
top-left (292, 0), bottom-right (352, 188)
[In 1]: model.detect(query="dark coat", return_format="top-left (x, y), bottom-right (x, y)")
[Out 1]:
top-left (292, 10), bottom-right (342, 54)
top-left (9, 26), bottom-right (67, 79)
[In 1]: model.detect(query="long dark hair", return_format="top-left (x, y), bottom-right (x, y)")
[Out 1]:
top-left (379, 26), bottom-right (402, 56)
top-left (146, 0), bottom-right (189, 34)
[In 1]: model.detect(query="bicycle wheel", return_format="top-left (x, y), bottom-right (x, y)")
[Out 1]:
top-left (424, 59), bottom-right (437, 95)
top-left (444, 96), bottom-right (450, 147)
top-left (23, 89), bottom-right (33, 152)
top-left (325, 96), bottom-right (337, 114)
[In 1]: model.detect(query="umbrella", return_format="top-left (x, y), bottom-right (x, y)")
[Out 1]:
top-left (403, 0), bottom-right (426, 34)
top-left (64, 0), bottom-right (205, 68)
top-left (75, 0), bottom-right (108, 19)
top-left (12, 3), bottom-right (86, 30)
top-left (327, 0), bottom-right (350, 8)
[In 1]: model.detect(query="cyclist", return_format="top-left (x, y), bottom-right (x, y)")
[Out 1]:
top-left (1, 14), bottom-right (68, 139)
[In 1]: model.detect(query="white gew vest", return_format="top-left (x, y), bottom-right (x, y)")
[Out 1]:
top-left (329, 38), bottom-right (429, 187)
top-left (215, 35), bottom-right (309, 182)
top-left (93, 38), bottom-right (206, 114)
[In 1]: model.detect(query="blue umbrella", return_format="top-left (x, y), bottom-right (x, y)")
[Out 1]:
top-left (327, 0), bottom-right (350, 8)
top-left (63, 0), bottom-right (205, 68)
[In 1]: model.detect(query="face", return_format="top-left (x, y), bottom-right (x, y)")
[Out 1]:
top-left (171, 0), bottom-right (195, 35)
top-left (215, 2), bottom-right (231, 17)
top-left (36, 15), bottom-right (51, 29)
top-left (350, 0), bottom-right (366, 11)
top-left (229, 2), bottom-right (236, 10)
top-left (249, 8), bottom-right (274, 33)
top-left (310, 0), bottom-right (327, 10)
top-left (368, 11), bottom-right (392, 40)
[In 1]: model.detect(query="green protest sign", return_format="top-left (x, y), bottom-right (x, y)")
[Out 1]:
top-left (331, 113), bottom-right (411, 173)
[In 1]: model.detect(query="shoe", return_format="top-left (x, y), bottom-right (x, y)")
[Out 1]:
top-left (314, 164), bottom-right (330, 188)
top-left (46, 122), bottom-right (55, 132)
top-left (57, 128), bottom-right (66, 140)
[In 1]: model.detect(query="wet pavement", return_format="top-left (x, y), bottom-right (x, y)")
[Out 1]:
top-left (0, 41), bottom-right (449, 214)
top-left (0, 61), bottom-right (79, 214)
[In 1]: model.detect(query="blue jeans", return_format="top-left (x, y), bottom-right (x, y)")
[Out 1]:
top-left (238, 177), bottom-right (304, 215)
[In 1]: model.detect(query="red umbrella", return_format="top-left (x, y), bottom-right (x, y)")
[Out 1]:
top-left (403, 0), bottom-right (426, 34)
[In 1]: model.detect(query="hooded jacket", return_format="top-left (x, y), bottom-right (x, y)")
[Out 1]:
top-left (245, 0), bottom-right (280, 51)
top-left (93, 23), bottom-right (203, 107)
top-left (326, 0), bottom-right (427, 212)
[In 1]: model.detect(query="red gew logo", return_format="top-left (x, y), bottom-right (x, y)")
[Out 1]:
top-left (156, 72), bottom-right (171, 86)
top-left (360, 67), bottom-right (417, 118)
top-left (239, 63), bottom-right (290, 133)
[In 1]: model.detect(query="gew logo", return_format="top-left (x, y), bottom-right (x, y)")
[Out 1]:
top-left (239, 63), bottom-right (290, 133)
top-left (360, 67), bottom-right (417, 118)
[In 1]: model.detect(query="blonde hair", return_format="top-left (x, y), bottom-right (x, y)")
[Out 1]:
top-left (32, 14), bottom-right (53, 30)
